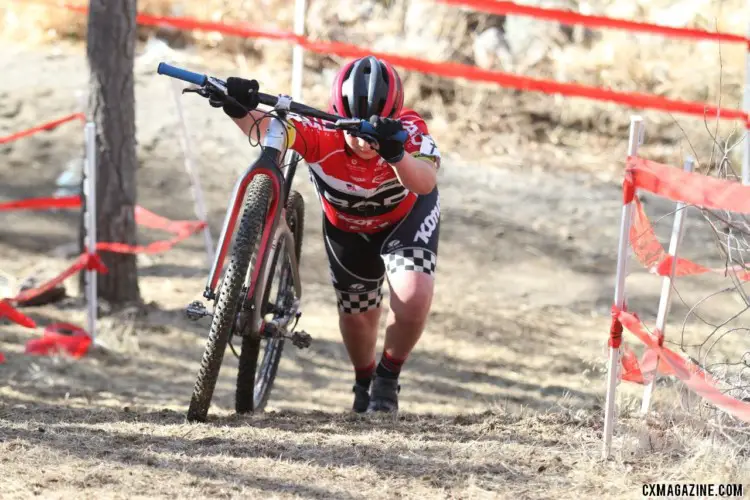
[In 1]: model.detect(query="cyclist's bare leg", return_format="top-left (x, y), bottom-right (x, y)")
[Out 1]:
top-left (382, 270), bottom-right (434, 360)
top-left (339, 307), bottom-right (381, 369)
top-left (365, 270), bottom-right (433, 413)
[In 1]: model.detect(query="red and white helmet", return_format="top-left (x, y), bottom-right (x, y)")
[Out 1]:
top-left (329, 56), bottom-right (404, 119)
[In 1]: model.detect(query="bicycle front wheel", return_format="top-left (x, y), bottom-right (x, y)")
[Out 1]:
top-left (235, 189), bottom-right (305, 414)
top-left (186, 174), bottom-right (273, 423)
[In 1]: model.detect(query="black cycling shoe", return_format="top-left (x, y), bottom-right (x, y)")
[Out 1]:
top-left (367, 375), bottom-right (400, 414)
top-left (352, 383), bottom-right (371, 413)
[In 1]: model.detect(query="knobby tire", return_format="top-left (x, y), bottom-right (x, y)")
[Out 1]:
top-left (235, 190), bottom-right (305, 414)
top-left (186, 174), bottom-right (273, 423)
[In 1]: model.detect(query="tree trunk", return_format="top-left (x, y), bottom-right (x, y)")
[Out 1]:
top-left (83, 0), bottom-right (140, 306)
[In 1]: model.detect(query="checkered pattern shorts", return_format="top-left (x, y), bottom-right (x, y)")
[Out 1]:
top-left (335, 288), bottom-right (384, 314)
top-left (322, 186), bottom-right (441, 315)
top-left (383, 248), bottom-right (438, 277)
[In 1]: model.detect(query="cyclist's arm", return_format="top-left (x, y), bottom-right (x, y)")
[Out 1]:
top-left (230, 110), bottom-right (272, 141)
top-left (230, 110), bottom-right (319, 160)
top-left (390, 113), bottom-right (441, 194)
top-left (390, 154), bottom-right (438, 195)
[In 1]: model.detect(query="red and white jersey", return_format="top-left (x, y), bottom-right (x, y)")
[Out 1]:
top-left (285, 108), bottom-right (441, 233)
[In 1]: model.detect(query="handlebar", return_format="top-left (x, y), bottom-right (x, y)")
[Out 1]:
top-left (156, 62), bottom-right (408, 144)
top-left (158, 64), bottom-right (207, 86)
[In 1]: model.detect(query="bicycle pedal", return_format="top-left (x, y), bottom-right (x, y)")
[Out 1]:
top-left (290, 330), bottom-right (312, 349)
top-left (186, 300), bottom-right (212, 321)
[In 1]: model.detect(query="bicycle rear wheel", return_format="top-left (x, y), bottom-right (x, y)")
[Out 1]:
top-left (235, 190), bottom-right (304, 413)
top-left (186, 174), bottom-right (273, 423)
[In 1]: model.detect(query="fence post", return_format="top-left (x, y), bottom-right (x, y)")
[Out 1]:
top-left (84, 121), bottom-right (98, 341)
top-left (640, 156), bottom-right (694, 415)
top-left (602, 115), bottom-right (645, 460)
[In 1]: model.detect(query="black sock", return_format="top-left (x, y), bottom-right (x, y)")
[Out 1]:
top-left (355, 360), bottom-right (375, 388)
top-left (376, 351), bottom-right (405, 380)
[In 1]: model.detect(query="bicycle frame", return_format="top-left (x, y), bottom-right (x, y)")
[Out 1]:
top-left (203, 108), bottom-right (303, 335)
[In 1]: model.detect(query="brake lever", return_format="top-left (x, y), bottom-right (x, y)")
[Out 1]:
top-left (182, 86), bottom-right (211, 97)
top-left (324, 119), bottom-right (360, 130)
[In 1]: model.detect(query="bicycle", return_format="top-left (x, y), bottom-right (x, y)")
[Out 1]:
top-left (156, 62), bottom-right (407, 423)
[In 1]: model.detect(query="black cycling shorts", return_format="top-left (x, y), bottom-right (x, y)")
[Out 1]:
top-left (323, 187), bottom-right (440, 314)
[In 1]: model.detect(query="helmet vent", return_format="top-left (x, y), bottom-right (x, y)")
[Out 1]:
top-left (357, 96), bottom-right (368, 119)
top-left (342, 99), bottom-right (352, 118)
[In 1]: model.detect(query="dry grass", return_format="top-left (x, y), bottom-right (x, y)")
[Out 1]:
top-left (1, 0), bottom-right (747, 174)
top-left (1, 385), bottom-right (748, 499)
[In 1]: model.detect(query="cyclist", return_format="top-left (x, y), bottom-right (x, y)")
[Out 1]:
top-left (209, 55), bottom-right (441, 414)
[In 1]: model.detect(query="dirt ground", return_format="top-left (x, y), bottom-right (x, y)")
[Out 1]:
top-left (1, 40), bottom-right (749, 499)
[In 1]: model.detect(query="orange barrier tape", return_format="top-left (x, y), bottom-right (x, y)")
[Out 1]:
top-left (626, 156), bottom-right (750, 212)
top-left (437, 0), bottom-right (748, 46)
top-left (134, 205), bottom-right (201, 233)
top-left (9, 253), bottom-right (107, 306)
top-left (95, 223), bottom-right (206, 255)
top-left (0, 113), bottom-right (84, 145)
top-left (616, 307), bottom-right (750, 423)
top-left (620, 344), bottom-right (646, 384)
top-left (630, 196), bottom-right (750, 281)
top-left (0, 195), bottom-right (82, 211)
top-left (23, 0), bottom-right (749, 124)
top-left (97, 205), bottom-right (207, 255)
top-left (611, 303), bottom-right (673, 383)
top-left (620, 343), bottom-right (676, 385)
top-left (25, 322), bottom-right (91, 358)
top-left (0, 299), bottom-right (37, 328)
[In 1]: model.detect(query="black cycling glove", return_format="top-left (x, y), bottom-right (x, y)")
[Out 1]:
top-left (209, 77), bottom-right (260, 119)
top-left (369, 116), bottom-right (406, 163)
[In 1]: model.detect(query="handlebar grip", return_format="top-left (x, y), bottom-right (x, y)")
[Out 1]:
top-left (157, 63), bottom-right (207, 86)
